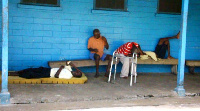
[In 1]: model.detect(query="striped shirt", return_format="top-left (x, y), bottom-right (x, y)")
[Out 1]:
top-left (115, 42), bottom-right (139, 56)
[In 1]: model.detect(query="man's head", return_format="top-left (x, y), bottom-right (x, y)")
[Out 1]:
top-left (131, 44), bottom-right (139, 54)
top-left (93, 29), bottom-right (100, 39)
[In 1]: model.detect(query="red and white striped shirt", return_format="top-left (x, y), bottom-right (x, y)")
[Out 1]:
top-left (115, 42), bottom-right (139, 56)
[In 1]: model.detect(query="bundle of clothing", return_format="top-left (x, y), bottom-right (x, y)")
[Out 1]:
top-left (140, 51), bottom-right (159, 61)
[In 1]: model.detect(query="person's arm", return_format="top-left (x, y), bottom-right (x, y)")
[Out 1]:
top-left (87, 38), bottom-right (98, 52)
top-left (127, 48), bottom-right (137, 57)
top-left (88, 48), bottom-right (98, 52)
top-left (54, 65), bottom-right (65, 78)
top-left (102, 36), bottom-right (109, 50)
top-left (66, 61), bottom-right (83, 74)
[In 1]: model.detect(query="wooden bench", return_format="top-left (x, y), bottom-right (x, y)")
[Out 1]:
top-left (48, 59), bottom-right (178, 74)
top-left (186, 60), bottom-right (200, 74)
top-left (137, 59), bottom-right (178, 74)
top-left (48, 60), bottom-right (119, 68)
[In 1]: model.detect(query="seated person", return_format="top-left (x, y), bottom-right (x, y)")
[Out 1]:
top-left (114, 32), bottom-right (180, 79)
top-left (8, 61), bottom-right (82, 79)
top-left (155, 32), bottom-right (180, 59)
top-left (88, 29), bottom-right (112, 78)
top-left (115, 42), bottom-right (145, 79)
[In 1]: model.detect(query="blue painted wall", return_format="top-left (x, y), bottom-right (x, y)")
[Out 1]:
top-left (0, 0), bottom-right (199, 73)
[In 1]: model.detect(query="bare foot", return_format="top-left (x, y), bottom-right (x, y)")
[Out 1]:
top-left (132, 75), bottom-right (137, 77)
top-left (120, 76), bottom-right (128, 79)
top-left (167, 56), bottom-right (174, 59)
top-left (105, 71), bottom-right (109, 77)
top-left (176, 32), bottom-right (180, 39)
top-left (94, 74), bottom-right (99, 78)
top-left (122, 77), bottom-right (128, 79)
top-left (8, 71), bottom-right (19, 76)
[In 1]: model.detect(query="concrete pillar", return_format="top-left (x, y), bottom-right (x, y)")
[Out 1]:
top-left (0, 0), bottom-right (10, 104)
top-left (175, 0), bottom-right (190, 97)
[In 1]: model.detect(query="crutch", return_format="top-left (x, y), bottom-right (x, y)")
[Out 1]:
top-left (134, 54), bottom-right (137, 84)
top-left (108, 51), bottom-right (116, 83)
top-left (130, 53), bottom-right (137, 86)
top-left (113, 55), bottom-right (118, 83)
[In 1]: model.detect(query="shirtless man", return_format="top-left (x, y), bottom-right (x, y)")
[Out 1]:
top-left (155, 32), bottom-right (180, 59)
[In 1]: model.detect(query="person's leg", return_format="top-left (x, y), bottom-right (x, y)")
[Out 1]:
top-left (94, 54), bottom-right (100, 78)
top-left (157, 32), bottom-right (180, 46)
top-left (163, 40), bottom-right (174, 59)
top-left (164, 31), bottom-right (180, 40)
top-left (155, 32), bottom-right (180, 58)
top-left (102, 54), bottom-right (112, 77)
top-left (8, 71), bottom-right (19, 76)
top-left (158, 38), bottom-right (167, 45)
top-left (155, 38), bottom-right (169, 59)
top-left (8, 69), bottom-right (27, 76)
top-left (120, 56), bottom-right (130, 78)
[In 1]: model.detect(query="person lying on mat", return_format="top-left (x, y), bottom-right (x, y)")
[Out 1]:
top-left (154, 31), bottom-right (180, 59)
top-left (115, 42), bottom-right (145, 79)
top-left (88, 29), bottom-right (112, 78)
top-left (8, 61), bottom-right (82, 79)
top-left (51, 61), bottom-right (82, 79)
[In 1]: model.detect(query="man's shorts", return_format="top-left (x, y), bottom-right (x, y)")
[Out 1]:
top-left (89, 53), bottom-right (107, 61)
top-left (154, 43), bottom-right (168, 59)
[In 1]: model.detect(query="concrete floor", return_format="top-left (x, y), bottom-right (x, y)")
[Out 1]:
top-left (0, 73), bottom-right (200, 110)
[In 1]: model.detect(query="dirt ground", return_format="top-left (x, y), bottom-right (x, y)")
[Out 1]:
top-left (0, 73), bottom-right (200, 110)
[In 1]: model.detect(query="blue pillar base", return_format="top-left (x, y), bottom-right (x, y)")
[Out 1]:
top-left (0, 92), bottom-right (10, 104)
top-left (174, 86), bottom-right (185, 97)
